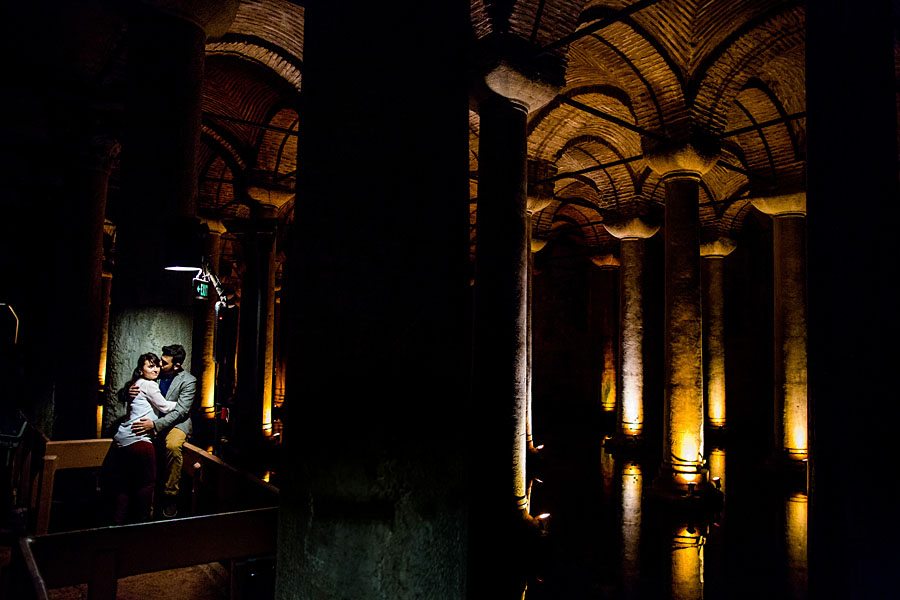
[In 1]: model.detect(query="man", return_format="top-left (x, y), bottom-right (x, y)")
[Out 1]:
top-left (131, 344), bottom-right (196, 518)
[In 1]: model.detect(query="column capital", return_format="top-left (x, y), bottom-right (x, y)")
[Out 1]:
top-left (247, 186), bottom-right (294, 213)
top-left (481, 61), bottom-right (558, 113)
top-left (700, 236), bottom-right (737, 258)
top-left (643, 137), bottom-right (720, 179)
top-left (527, 159), bottom-right (557, 214)
top-left (590, 254), bottom-right (620, 269)
top-left (603, 216), bottom-right (660, 240)
top-left (751, 192), bottom-right (806, 217)
top-left (200, 217), bottom-right (226, 235)
top-left (530, 238), bottom-right (548, 254)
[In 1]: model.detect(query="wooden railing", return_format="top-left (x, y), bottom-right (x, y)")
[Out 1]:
top-left (35, 438), bottom-right (113, 534)
top-left (14, 506), bottom-right (278, 600)
top-left (4, 435), bottom-right (280, 599)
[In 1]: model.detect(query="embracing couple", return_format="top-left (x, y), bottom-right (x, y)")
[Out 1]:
top-left (104, 344), bottom-right (196, 524)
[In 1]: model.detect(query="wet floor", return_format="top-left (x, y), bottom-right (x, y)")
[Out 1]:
top-left (524, 419), bottom-right (808, 600)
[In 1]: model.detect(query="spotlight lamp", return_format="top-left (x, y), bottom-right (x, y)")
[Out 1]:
top-left (165, 256), bottom-right (230, 308)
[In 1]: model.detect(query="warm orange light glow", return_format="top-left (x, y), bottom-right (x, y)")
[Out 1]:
top-left (601, 338), bottom-right (616, 412)
top-left (787, 418), bottom-right (808, 460)
top-left (785, 492), bottom-right (808, 599)
top-left (96, 405), bottom-right (103, 439)
top-left (537, 513), bottom-right (550, 520)
top-left (262, 471), bottom-right (271, 483)
top-left (206, 445), bottom-right (214, 453)
top-left (535, 444), bottom-right (544, 450)
top-left (680, 473), bottom-right (698, 484)
top-left (263, 422), bottom-right (273, 436)
top-left (671, 526), bottom-right (704, 599)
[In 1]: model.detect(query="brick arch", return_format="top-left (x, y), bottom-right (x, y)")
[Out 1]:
top-left (575, 18), bottom-right (686, 134)
top-left (528, 86), bottom-right (640, 161)
top-left (690, 3), bottom-right (804, 133)
top-left (206, 38), bottom-right (302, 92)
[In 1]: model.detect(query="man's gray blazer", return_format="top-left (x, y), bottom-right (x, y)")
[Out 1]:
top-left (154, 370), bottom-right (196, 436)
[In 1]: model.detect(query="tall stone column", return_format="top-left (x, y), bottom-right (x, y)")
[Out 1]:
top-left (646, 143), bottom-right (718, 495)
top-left (277, 3), bottom-right (472, 598)
top-left (194, 220), bottom-right (224, 421)
top-left (604, 217), bottom-right (659, 441)
top-left (53, 137), bottom-right (120, 440)
top-left (525, 158), bottom-right (554, 455)
top-left (752, 193), bottom-right (808, 462)
top-left (700, 236), bottom-right (736, 431)
top-left (471, 66), bottom-right (557, 595)
top-left (105, 3), bottom-right (237, 435)
top-left (229, 207), bottom-right (276, 466)
top-left (526, 232), bottom-right (547, 453)
top-left (590, 254), bottom-right (620, 414)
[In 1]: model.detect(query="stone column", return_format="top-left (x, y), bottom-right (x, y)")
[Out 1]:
top-left (277, 3), bottom-right (472, 597)
top-left (246, 188), bottom-right (292, 436)
top-left (526, 233), bottom-right (547, 453)
top-left (646, 144), bottom-right (718, 494)
top-left (604, 217), bottom-right (659, 441)
top-left (105, 3), bottom-right (236, 435)
top-left (700, 236), bottom-right (736, 431)
top-left (590, 254), bottom-right (620, 413)
top-left (471, 66), bottom-right (557, 595)
top-left (752, 193), bottom-right (808, 462)
top-left (229, 207), bottom-right (276, 465)
top-left (525, 158), bottom-right (554, 454)
top-left (51, 137), bottom-right (120, 440)
top-left (194, 219), bottom-right (224, 421)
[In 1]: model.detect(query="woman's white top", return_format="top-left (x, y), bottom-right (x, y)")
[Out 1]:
top-left (114, 378), bottom-right (178, 447)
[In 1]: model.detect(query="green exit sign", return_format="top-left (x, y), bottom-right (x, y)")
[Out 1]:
top-left (193, 277), bottom-right (209, 300)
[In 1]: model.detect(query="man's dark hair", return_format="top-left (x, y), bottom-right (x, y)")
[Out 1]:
top-left (162, 344), bottom-right (187, 367)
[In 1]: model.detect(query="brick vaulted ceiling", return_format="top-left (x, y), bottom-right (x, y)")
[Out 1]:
top-left (4, 0), bottom-right (808, 284)
top-left (470, 0), bottom-right (807, 256)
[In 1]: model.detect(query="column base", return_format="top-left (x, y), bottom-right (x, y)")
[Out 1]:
top-left (645, 467), bottom-right (724, 514)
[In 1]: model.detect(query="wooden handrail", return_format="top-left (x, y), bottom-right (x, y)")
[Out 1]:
top-left (35, 439), bottom-right (113, 535)
top-left (21, 506), bottom-right (278, 600)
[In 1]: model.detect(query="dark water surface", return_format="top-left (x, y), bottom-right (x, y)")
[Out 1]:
top-left (523, 418), bottom-right (807, 600)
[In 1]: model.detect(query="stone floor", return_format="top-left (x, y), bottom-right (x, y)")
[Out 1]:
top-left (47, 562), bottom-right (229, 600)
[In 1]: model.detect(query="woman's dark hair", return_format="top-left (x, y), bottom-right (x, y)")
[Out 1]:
top-left (128, 352), bottom-right (161, 388)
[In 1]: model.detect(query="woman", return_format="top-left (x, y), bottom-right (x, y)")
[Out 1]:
top-left (109, 352), bottom-right (177, 523)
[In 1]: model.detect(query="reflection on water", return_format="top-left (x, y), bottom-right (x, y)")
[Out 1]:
top-left (619, 460), bottom-right (642, 599)
top-left (525, 436), bottom-right (808, 599)
top-left (784, 492), bottom-right (808, 600)
top-left (670, 524), bottom-right (704, 600)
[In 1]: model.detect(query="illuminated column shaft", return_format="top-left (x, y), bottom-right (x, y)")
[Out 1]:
top-left (700, 238), bottom-right (736, 430)
top-left (605, 218), bottom-right (659, 439)
top-left (526, 229), bottom-right (547, 451)
top-left (195, 224), bottom-right (223, 419)
top-left (524, 158), bottom-right (553, 453)
top-left (263, 232), bottom-right (277, 433)
top-left (232, 212), bottom-right (276, 462)
top-left (591, 255), bottom-right (619, 413)
top-left (473, 93), bottom-right (530, 519)
top-left (753, 194), bottom-right (808, 460)
top-left (663, 175), bottom-right (705, 478)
